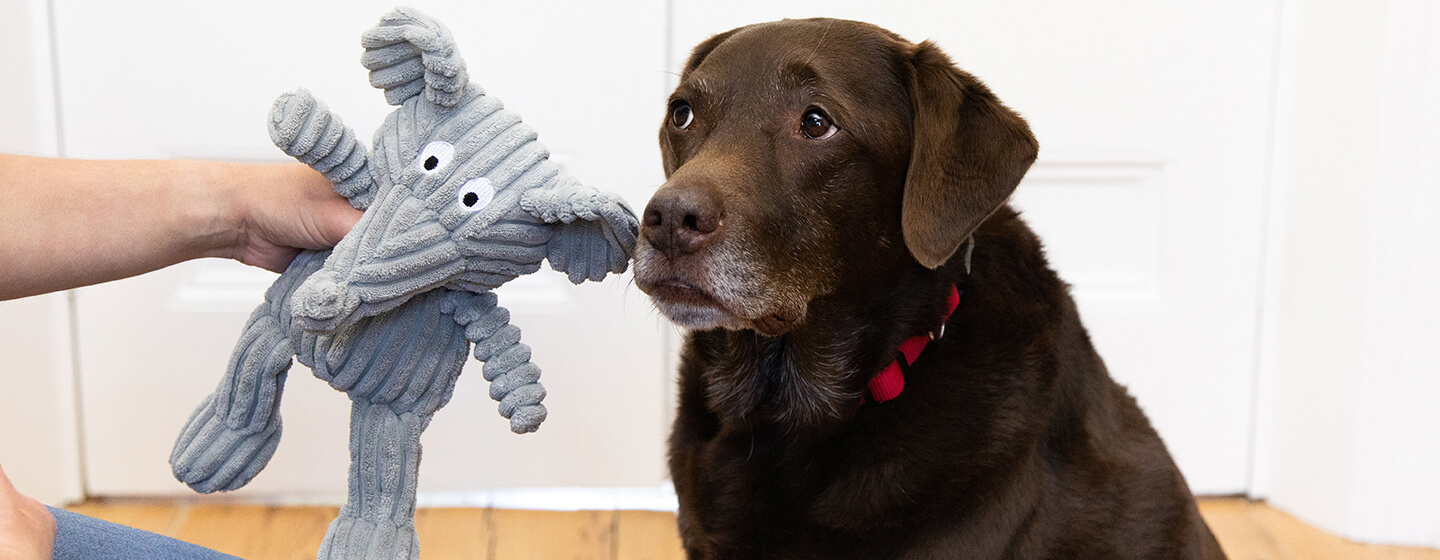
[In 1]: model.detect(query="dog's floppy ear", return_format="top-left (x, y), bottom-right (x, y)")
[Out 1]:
top-left (680, 28), bottom-right (742, 77)
top-left (902, 41), bottom-right (1038, 269)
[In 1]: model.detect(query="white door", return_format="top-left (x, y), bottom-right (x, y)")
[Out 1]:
top-left (670, 0), bottom-right (1276, 494)
top-left (56, 0), bottom-right (675, 497)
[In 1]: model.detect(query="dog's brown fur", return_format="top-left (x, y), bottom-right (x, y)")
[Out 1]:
top-left (633, 18), bottom-right (1226, 560)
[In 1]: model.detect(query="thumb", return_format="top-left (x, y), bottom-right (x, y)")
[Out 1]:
top-left (314, 199), bottom-right (364, 249)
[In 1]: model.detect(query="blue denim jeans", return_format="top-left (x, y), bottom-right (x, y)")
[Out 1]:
top-left (48, 507), bottom-right (241, 560)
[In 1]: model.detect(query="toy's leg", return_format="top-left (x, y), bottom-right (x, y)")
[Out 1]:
top-left (170, 307), bottom-right (292, 493)
top-left (170, 251), bottom-right (326, 493)
top-left (300, 290), bottom-right (470, 560)
top-left (446, 291), bottom-right (548, 433)
top-left (318, 400), bottom-right (427, 560)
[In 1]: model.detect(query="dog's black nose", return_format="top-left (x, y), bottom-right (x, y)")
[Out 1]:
top-left (642, 186), bottom-right (723, 256)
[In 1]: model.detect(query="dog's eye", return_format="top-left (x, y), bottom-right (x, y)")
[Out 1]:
top-left (456, 177), bottom-right (494, 212)
top-left (801, 108), bottom-right (837, 139)
top-left (670, 102), bottom-right (694, 130)
top-left (416, 141), bottom-right (455, 173)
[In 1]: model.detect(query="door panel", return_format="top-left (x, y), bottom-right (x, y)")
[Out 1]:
top-left (670, 0), bottom-right (1277, 494)
top-left (58, 0), bottom-right (673, 496)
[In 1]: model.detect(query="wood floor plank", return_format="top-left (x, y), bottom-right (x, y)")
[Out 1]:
top-left (245, 506), bottom-right (340, 560)
top-left (64, 501), bottom-right (188, 537)
top-left (61, 499), bottom-right (1440, 560)
top-left (489, 509), bottom-right (615, 560)
top-left (416, 507), bottom-right (490, 560)
top-left (163, 504), bottom-right (337, 560)
top-left (172, 505), bottom-right (281, 558)
top-left (615, 510), bottom-right (686, 560)
top-left (1199, 498), bottom-right (1290, 560)
top-left (1251, 502), bottom-right (1440, 560)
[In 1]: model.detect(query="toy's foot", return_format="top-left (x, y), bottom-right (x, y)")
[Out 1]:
top-left (318, 515), bottom-right (419, 560)
top-left (169, 394), bottom-right (282, 493)
top-left (507, 403), bottom-right (547, 434)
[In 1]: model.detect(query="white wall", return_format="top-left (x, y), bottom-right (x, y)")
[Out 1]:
top-left (1255, 0), bottom-right (1440, 548)
top-left (0, 0), bottom-right (85, 506)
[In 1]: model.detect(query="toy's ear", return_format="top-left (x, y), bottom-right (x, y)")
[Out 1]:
top-left (520, 183), bottom-right (640, 284)
top-left (901, 41), bottom-right (1038, 269)
top-left (360, 7), bottom-right (468, 108)
top-left (269, 89), bottom-right (377, 209)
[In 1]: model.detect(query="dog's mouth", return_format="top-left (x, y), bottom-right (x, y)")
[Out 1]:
top-left (633, 240), bottom-right (811, 336)
top-left (638, 277), bottom-right (745, 330)
top-left (645, 279), bottom-right (722, 308)
top-left (637, 276), bottom-right (805, 336)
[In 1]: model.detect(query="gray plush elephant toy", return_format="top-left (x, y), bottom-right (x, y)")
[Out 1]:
top-left (167, 7), bottom-right (638, 559)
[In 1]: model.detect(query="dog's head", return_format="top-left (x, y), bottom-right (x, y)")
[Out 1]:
top-left (635, 19), bottom-right (1037, 336)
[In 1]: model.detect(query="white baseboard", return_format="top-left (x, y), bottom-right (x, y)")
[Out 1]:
top-left (251, 483), bottom-right (680, 512)
top-left (418, 483), bottom-right (680, 512)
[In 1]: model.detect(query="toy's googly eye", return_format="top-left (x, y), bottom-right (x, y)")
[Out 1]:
top-left (416, 141), bottom-right (455, 173)
top-left (456, 177), bottom-right (494, 212)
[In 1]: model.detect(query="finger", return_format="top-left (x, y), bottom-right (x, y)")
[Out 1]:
top-left (316, 198), bottom-right (364, 248)
top-left (249, 246), bottom-right (302, 274)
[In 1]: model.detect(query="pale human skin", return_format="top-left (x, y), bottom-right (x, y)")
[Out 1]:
top-left (0, 154), bottom-right (363, 558)
top-left (0, 465), bottom-right (52, 560)
top-left (0, 154), bottom-right (363, 300)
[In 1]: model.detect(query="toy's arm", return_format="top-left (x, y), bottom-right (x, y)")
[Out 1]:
top-left (170, 250), bottom-right (328, 493)
top-left (520, 181), bottom-right (640, 284)
top-left (445, 291), bottom-right (547, 433)
top-left (268, 88), bottom-right (377, 209)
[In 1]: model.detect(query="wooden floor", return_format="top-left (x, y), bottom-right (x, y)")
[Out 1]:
top-left (65, 498), bottom-right (1440, 560)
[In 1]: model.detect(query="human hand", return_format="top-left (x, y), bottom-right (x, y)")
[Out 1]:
top-left (223, 163), bottom-right (364, 273)
top-left (0, 156), bottom-right (364, 300)
top-left (0, 464), bottom-right (55, 560)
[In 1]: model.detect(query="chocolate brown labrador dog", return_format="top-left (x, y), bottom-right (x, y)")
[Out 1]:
top-left (633, 18), bottom-right (1227, 560)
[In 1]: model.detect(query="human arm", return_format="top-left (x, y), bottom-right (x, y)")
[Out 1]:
top-left (0, 464), bottom-right (53, 560)
top-left (0, 155), bottom-right (362, 300)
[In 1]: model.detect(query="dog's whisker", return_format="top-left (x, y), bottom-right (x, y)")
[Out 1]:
top-left (802, 19), bottom-right (835, 67)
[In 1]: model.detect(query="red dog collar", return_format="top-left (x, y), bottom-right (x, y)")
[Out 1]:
top-left (868, 284), bottom-right (961, 402)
